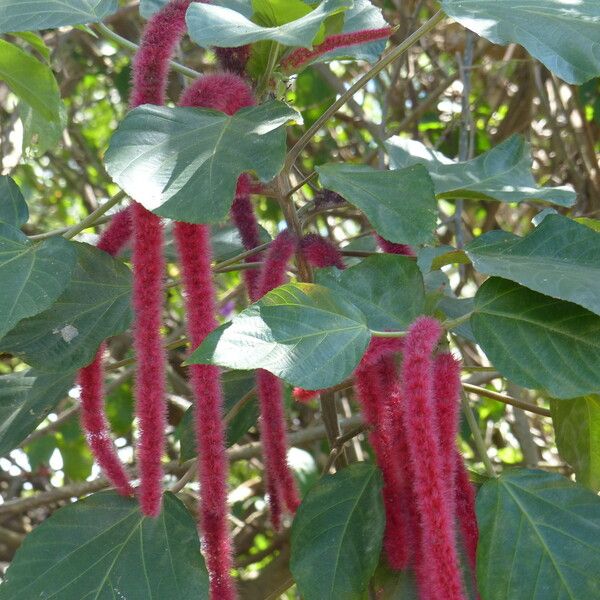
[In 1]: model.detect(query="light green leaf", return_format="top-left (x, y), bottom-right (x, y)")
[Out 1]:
top-left (0, 40), bottom-right (61, 123)
top-left (185, 0), bottom-right (352, 48)
top-left (386, 135), bottom-right (576, 207)
top-left (290, 463), bottom-right (385, 600)
top-left (0, 176), bottom-right (28, 227)
top-left (476, 469), bottom-right (600, 599)
top-left (0, 242), bottom-right (132, 372)
top-left (551, 395), bottom-right (600, 491)
top-left (0, 223), bottom-right (76, 339)
top-left (315, 254), bottom-right (425, 330)
top-left (0, 369), bottom-right (75, 456)
top-left (441, 0), bottom-right (600, 85)
top-left (0, 0), bottom-right (118, 33)
top-left (0, 491), bottom-right (209, 599)
top-left (471, 278), bottom-right (600, 399)
top-left (186, 282), bottom-right (371, 389)
top-left (466, 215), bottom-right (600, 316)
top-left (104, 101), bottom-right (299, 223)
top-left (316, 163), bottom-right (437, 245)
top-left (19, 99), bottom-right (66, 156)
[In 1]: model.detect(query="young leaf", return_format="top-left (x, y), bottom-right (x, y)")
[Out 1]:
top-left (316, 163), bottom-right (437, 245)
top-left (471, 278), bottom-right (600, 399)
top-left (551, 395), bottom-right (600, 492)
top-left (0, 491), bottom-right (209, 599)
top-left (290, 463), bottom-right (385, 600)
top-left (0, 176), bottom-right (28, 227)
top-left (0, 369), bottom-right (75, 456)
top-left (0, 223), bottom-right (76, 339)
top-left (315, 254), bottom-right (425, 330)
top-left (466, 215), bottom-right (600, 316)
top-left (441, 0), bottom-right (600, 85)
top-left (0, 0), bottom-right (118, 34)
top-left (185, 0), bottom-right (352, 48)
top-left (386, 135), bottom-right (576, 207)
top-left (0, 242), bottom-right (132, 372)
top-left (186, 282), bottom-right (371, 389)
top-left (476, 469), bottom-right (600, 599)
top-left (104, 101), bottom-right (299, 223)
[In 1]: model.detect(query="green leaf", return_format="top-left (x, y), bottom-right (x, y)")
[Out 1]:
top-left (290, 463), bottom-right (385, 600)
top-left (186, 0), bottom-right (352, 48)
top-left (386, 135), bottom-right (576, 207)
top-left (551, 395), bottom-right (600, 491)
top-left (0, 223), bottom-right (76, 339)
top-left (178, 370), bottom-right (258, 461)
top-left (0, 40), bottom-right (61, 123)
top-left (19, 99), bottom-right (66, 156)
top-left (104, 101), bottom-right (299, 223)
top-left (0, 370), bottom-right (74, 456)
top-left (471, 278), bottom-right (600, 399)
top-left (0, 242), bottom-right (133, 372)
top-left (0, 176), bottom-right (28, 226)
top-left (316, 163), bottom-right (437, 245)
top-left (187, 282), bottom-right (371, 389)
top-left (0, 0), bottom-right (118, 33)
top-left (315, 254), bottom-right (425, 330)
top-left (466, 215), bottom-right (600, 316)
top-left (0, 491), bottom-right (209, 599)
top-left (441, 0), bottom-right (600, 85)
top-left (476, 469), bottom-right (600, 599)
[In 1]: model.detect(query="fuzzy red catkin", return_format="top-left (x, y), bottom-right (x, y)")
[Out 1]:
top-left (130, 0), bottom-right (192, 517)
top-left (282, 27), bottom-right (393, 71)
top-left (455, 455), bottom-right (479, 575)
top-left (216, 45), bottom-right (251, 76)
top-left (399, 317), bottom-right (466, 600)
top-left (375, 234), bottom-right (414, 257)
top-left (299, 233), bottom-right (345, 270)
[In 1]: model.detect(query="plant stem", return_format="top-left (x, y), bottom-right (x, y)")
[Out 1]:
top-left (62, 191), bottom-right (126, 240)
top-left (283, 9), bottom-right (445, 171)
top-left (460, 391), bottom-right (496, 478)
top-left (443, 311), bottom-right (473, 330)
top-left (370, 329), bottom-right (407, 338)
top-left (463, 382), bottom-right (551, 417)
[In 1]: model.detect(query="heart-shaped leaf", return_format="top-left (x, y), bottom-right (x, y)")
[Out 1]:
top-left (466, 215), bottom-right (600, 316)
top-left (0, 176), bottom-right (28, 226)
top-left (471, 278), bottom-right (600, 399)
top-left (0, 369), bottom-right (75, 456)
top-left (0, 0), bottom-right (118, 34)
top-left (551, 395), bottom-right (600, 491)
top-left (315, 254), bottom-right (425, 330)
top-left (476, 469), bottom-right (600, 599)
top-left (0, 491), bottom-right (209, 599)
top-left (186, 282), bottom-right (371, 389)
top-left (186, 0), bottom-right (352, 48)
top-left (291, 463), bottom-right (385, 600)
top-left (0, 223), bottom-right (76, 339)
top-left (0, 242), bottom-right (132, 372)
top-left (316, 163), bottom-right (437, 245)
top-left (441, 0), bottom-right (600, 85)
top-left (104, 101), bottom-right (299, 223)
top-left (386, 135), bottom-right (575, 207)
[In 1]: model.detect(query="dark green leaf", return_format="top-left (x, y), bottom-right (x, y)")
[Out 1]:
top-left (0, 176), bottom-right (28, 226)
top-left (1, 242), bottom-right (132, 372)
top-left (316, 163), bottom-right (437, 245)
top-left (290, 463), bottom-right (385, 600)
top-left (315, 254), bottom-right (425, 330)
top-left (187, 282), bottom-right (371, 389)
top-left (0, 223), bottom-right (76, 339)
top-left (104, 101), bottom-right (298, 223)
top-left (466, 215), bottom-right (600, 316)
top-left (186, 0), bottom-right (351, 48)
top-left (476, 469), bottom-right (600, 599)
top-left (551, 395), bottom-right (600, 491)
top-left (0, 370), bottom-right (74, 456)
top-left (0, 491), bottom-right (209, 599)
top-left (386, 135), bottom-right (576, 207)
top-left (0, 0), bottom-right (118, 33)
top-left (471, 278), bottom-right (600, 399)
top-left (441, 0), bottom-right (600, 85)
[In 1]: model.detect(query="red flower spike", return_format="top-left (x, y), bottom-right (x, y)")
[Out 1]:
top-left (282, 27), bottom-right (393, 71)
top-left (257, 229), bottom-right (298, 296)
top-left (96, 207), bottom-right (132, 255)
top-left (299, 234), bottom-right (345, 270)
top-left (357, 337), bottom-right (405, 371)
top-left (455, 456), bottom-right (479, 576)
top-left (399, 317), bottom-right (466, 600)
top-left (375, 234), bottom-right (414, 257)
top-left (216, 45), bottom-right (251, 76)
top-left (179, 72), bottom-right (255, 115)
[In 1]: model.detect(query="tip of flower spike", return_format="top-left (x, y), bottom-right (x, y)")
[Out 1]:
top-left (406, 316), bottom-right (443, 355)
top-left (179, 73), bottom-right (255, 115)
top-left (293, 387), bottom-right (320, 402)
